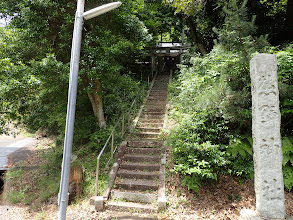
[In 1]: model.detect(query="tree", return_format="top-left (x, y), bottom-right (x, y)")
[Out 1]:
top-left (0, 0), bottom-right (152, 131)
top-left (164, 0), bottom-right (221, 54)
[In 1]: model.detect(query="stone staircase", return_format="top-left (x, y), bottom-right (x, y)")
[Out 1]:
top-left (106, 73), bottom-right (170, 212)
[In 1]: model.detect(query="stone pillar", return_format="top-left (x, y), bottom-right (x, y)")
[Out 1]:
top-left (250, 54), bottom-right (286, 219)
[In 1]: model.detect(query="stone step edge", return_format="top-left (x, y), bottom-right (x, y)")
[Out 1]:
top-left (106, 200), bottom-right (156, 213)
top-left (120, 162), bottom-right (160, 171)
top-left (125, 147), bottom-right (162, 154)
top-left (117, 169), bottom-right (159, 180)
top-left (158, 145), bottom-right (167, 211)
top-left (110, 189), bottom-right (157, 203)
top-left (123, 154), bottom-right (161, 160)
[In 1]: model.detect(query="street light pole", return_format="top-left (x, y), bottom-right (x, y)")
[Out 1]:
top-left (58, 1), bottom-right (121, 219)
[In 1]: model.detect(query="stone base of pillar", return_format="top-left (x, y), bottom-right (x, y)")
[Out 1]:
top-left (158, 196), bottom-right (166, 211)
top-left (94, 196), bottom-right (104, 211)
top-left (240, 209), bottom-right (262, 220)
top-left (240, 209), bottom-right (292, 220)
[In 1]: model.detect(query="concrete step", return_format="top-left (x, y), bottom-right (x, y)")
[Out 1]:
top-left (115, 178), bottom-right (158, 191)
top-left (140, 114), bottom-right (164, 119)
top-left (142, 111), bottom-right (165, 115)
top-left (136, 127), bottom-right (161, 133)
top-left (123, 154), bottom-right (161, 163)
top-left (117, 169), bottom-right (159, 180)
top-left (127, 140), bottom-right (162, 148)
top-left (135, 132), bottom-right (160, 139)
top-left (151, 86), bottom-right (168, 88)
top-left (144, 109), bottom-right (165, 113)
top-left (146, 95), bottom-right (167, 98)
top-left (149, 90), bottom-right (168, 93)
top-left (140, 119), bottom-right (164, 124)
top-left (143, 107), bottom-right (166, 111)
top-left (147, 96), bottom-right (166, 101)
top-left (145, 99), bottom-right (166, 103)
top-left (150, 89), bottom-right (168, 92)
top-left (145, 101), bottom-right (166, 105)
top-left (125, 147), bottom-right (162, 155)
top-left (151, 87), bottom-right (168, 90)
top-left (152, 86), bottom-right (168, 88)
top-left (137, 123), bottom-right (164, 128)
top-left (106, 200), bottom-right (155, 212)
top-left (111, 189), bottom-right (157, 203)
top-left (120, 162), bottom-right (160, 171)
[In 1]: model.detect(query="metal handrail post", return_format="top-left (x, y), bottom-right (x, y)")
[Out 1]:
top-left (122, 113), bottom-right (125, 136)
top-left (111, 131), bottom-right (114, 161)
top-left (127, 111), bottom-right (130, 128)
top-left (94, 157), bottom-right (100, 196)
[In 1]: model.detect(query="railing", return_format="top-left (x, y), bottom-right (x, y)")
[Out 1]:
top-left (94, 72), bottom-right (154, 196)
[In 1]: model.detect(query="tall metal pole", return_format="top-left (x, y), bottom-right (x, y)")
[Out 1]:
top-left (58, 0), bottom-right (84, 219)
top-left (58, 1), bottom-right (121, 219)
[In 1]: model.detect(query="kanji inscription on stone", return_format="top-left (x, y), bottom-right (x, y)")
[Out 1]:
top-left (250, 54), bottom-right (286, 219)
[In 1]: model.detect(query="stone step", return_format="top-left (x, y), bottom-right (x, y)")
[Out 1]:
top-left (152, 84), bottom-right (168, 87)
top-left (135, 132), bottom-right (160, 139)
top-left (151, 87), bottom-right (168, 90)
top-left (145, 101), bottom-right (166, 105)
top-left (136, 127), bottom-right (161, 133)
top-left (144, 109), bottom-right (165, 113)
top-left (148, 95), bottom-right (167, 99)
top-left (152, 86), bottom-right (168, 89)
top-left (151, 89), bottom-right (168, 92)
top-left (145, 99), bottom-right (167, 105)
top-left (142, 111), bottom-right (165, 115)
top-left (149, 89), bottom-right (168, 92)
top-left (111, 189), bottom-right (157, 204)
top-left (147, 96), bottom-right (166, 100)
top-left (140, 119), bottom-right (164, 124)
top-left (128, 140), bottom-right (162, 148)
top-left (115, 178), bottom-right (159, 191)
top-left (123, 154), bottom-right (161, 163)
top-left (106, 200), bottom-right (155, 212)
top-left (120, 162), bottom-right (160, 171)
top-left (143, 106), bottom-right (166, 111)
top-left (140, 114), bottom-right (164, 119)
top-left (117, 169), bottom-right (159, 180)
top-left (137, 123), bottom-right (164, 128)
top-left (125, 147), bottom-right (162, 155)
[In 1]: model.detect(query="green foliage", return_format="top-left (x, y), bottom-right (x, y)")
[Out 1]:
top-left (164, 0), bottom-right (202, 16)
top-left (282, 137), bottom-right (293, 191)
top-left (214, 0), bottom-right (269, 62)
top-left (168, 0), bottom-right (292, 191)
top-left (226, 136), bottom-right (254, 178)
top-left (168, 111), bottom-right (230, 191)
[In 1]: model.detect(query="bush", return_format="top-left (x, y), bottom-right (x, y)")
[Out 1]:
top-left (168, 112), bottom-right (230, 192)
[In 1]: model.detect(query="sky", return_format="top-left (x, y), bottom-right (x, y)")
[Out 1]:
top-left (0, 19), bottom-right (6, 27)
top-left (0, 15), bottom-right (12, 27)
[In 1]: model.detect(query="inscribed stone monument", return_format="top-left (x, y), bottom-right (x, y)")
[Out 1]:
top-left (250, 54), bottom-right (286, 219)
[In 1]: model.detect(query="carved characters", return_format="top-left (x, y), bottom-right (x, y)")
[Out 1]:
top-left (262, 178), bottom-right (282, 201)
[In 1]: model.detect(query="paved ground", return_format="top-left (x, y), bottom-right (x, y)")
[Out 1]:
top-left (0, 135), bottom-right (37, 170)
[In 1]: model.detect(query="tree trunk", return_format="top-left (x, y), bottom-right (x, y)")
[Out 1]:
top-left (82, 73), bottom-right (106, 128)
top-left (186, 17), bottom-right (208, 55)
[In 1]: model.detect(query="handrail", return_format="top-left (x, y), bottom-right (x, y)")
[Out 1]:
top-left (94, 71), bottom-right (154, 196)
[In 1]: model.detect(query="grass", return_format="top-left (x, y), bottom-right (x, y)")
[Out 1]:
top-left (2, 139), bottom-right (112, 209)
